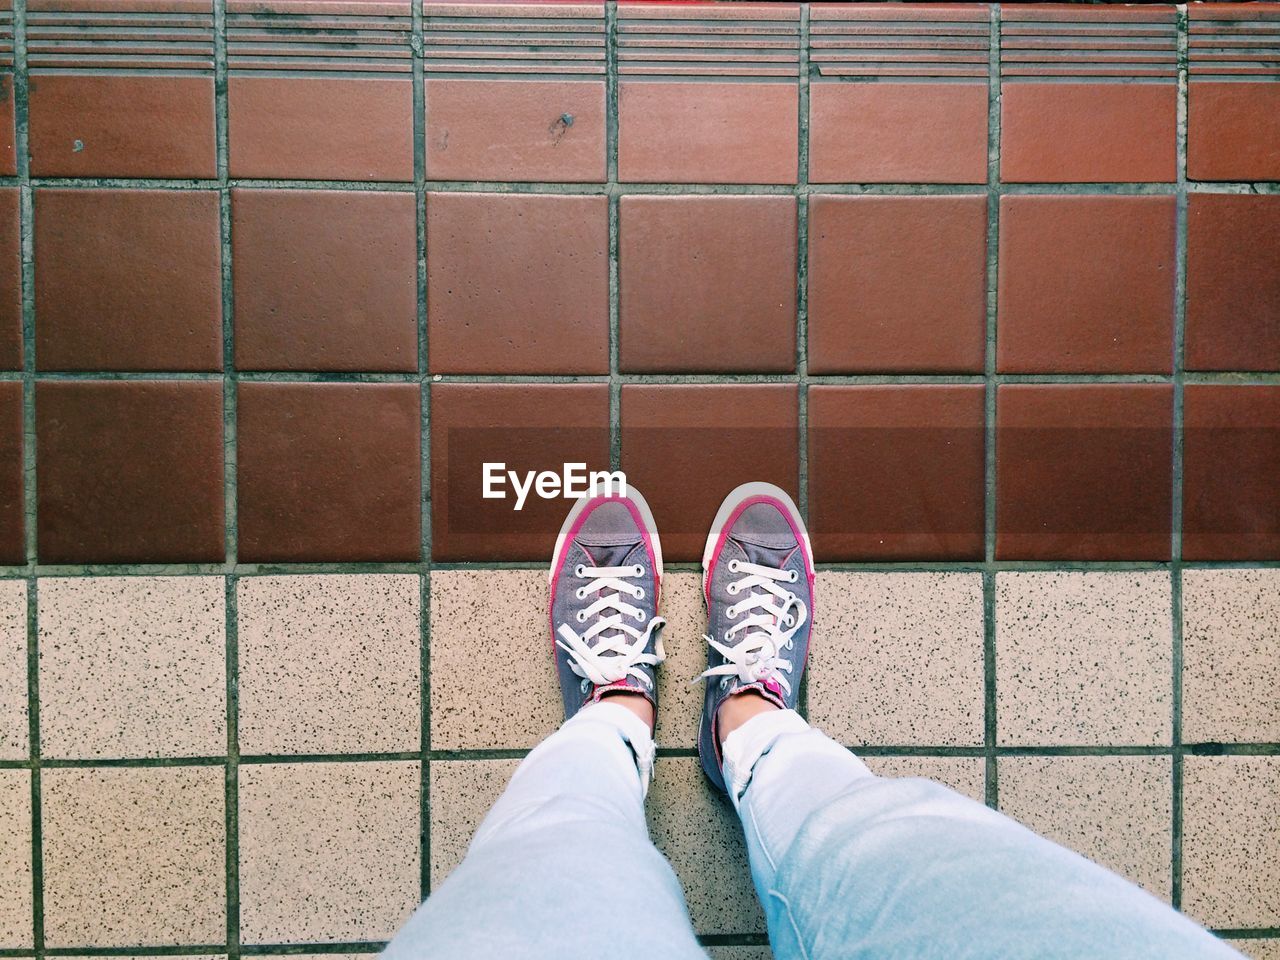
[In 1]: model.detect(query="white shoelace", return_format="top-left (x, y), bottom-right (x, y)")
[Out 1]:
top-left (556, 563), bottom-right (666, 690)
top-left (697, 559), bottom-right (807, 696)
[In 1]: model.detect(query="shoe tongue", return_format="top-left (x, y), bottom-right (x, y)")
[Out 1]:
top-left (734, 537), bottom-right (792, 569)
top-left (580, 540), bottom-right (641, 569)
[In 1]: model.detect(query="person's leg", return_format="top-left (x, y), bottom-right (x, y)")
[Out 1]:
top-left (724, 711), bottom-right (1242, 960)
top-left (383, 700), bottom-right (705, 960)
top-left (386, 486), bottom-right (704, 960)
top-left (695, 483), bottom-right (1241, 960)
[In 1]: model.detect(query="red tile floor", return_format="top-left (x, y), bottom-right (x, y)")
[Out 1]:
top-left (0, 1), bottom-right (1278, 957)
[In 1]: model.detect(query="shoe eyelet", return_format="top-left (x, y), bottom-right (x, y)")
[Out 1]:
top-left (726, 583), bottom-right (739, 595)
top-left (788, 569), bottom-right (799, 583)
top-left (634, 587), bottom-right (645, 600)
top-left (727, 559), bottom-right (740, 573)
top-left (633, 564), bottom-right (644, 577)
top-left (720, 677), bottom-right (732, 691)
top-left (634, 610), bottom-right (645, 622)
top-left (726, 606), bottom-right (738, 620)
top-left (575, 587), bottom-right (587, 600)
top-left (784, 615), bottom-right (794, 627)
top-left (576, 611), bottom-right (587, 623)
top-left (580, 678), bottom-right (591, 693)
top-left (575, 564), bottom-right (587, 578)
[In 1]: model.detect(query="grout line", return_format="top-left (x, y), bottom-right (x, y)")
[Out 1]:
top-left (606, 0), bottom-right (621, 474)
top-left (15, 0), bottom-right (33, 571)
top-left (13, 4), bottom-right (43, 952)
top-left (24, 178), bottom-right (1234, 196)
top-left (983, 6), bottom-right (1001, 809)
top-left (608, 193), bottom-right (621, 473)
top-left (1171, 3), bottom-right (1189, 912)
top-left (795, 3), bottom-right (810, 719)
top-left (1, 557), bottom-right (1279, 581)
top-left (224, 576), bottom-right (240, 960)
top-left (214, 0), bottom-right (235, 570)
top-left (984, 4), bottom-right (1002, 569)
top-left (419, 571), bottom-right (431, 898)
top-left (413, 0), bottom-right (430, 905)
top-left (25, 575), bottom-right (42, 954)
top-left (984, 570), bottom-right (998, 808)
top-left (9, 741), bottom-right (1269, 770)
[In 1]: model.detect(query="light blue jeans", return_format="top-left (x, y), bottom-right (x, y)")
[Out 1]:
top-left (385, 702), bottom-right (1240, 960)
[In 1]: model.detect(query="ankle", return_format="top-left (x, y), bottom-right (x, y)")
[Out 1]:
top-left (716, 690), bottom-right (780, 747)
top-left (598, 690), bottom-right (655, 731)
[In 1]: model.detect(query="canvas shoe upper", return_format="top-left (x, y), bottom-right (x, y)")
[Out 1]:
top-left (549, 486), bottom-right (666, 721)
top-left (697, 482), bottom-right (814, 791)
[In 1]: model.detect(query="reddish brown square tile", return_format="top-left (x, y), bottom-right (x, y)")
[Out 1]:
top-left (34, 189), bottom-right (222, 372)
top-left (427, 192), bottom-right (608, 375)
top-left (1189, 83), bottom-right (1280, 182)
top-left (0, 190), bottom-right (19, 371)
top-left (616, 3), bottom-right (799, 184)
top-left (26, 1), bottom-right (216, 178)
top-left (232, 189), bottom-right (417, 373)
top-left (1187, 5), bottom-right (1280, 181)
top-left (27, 76), bottom-right (216, 179)
top-left (996, 384), bottom-right (1173, 561)
top-left (808, 385), bottom-right (984, 561)
top-left (430, 383), bottom-right (609, 562)
top-left (36, 381), bottom-right (225, 564)
top-left (424, 79), bottom-right (606, 183)
top-left (1000, 84), bottom-right (1176, 183)
top-left (422, 2), bottom-right (604, 181)
top-left (999, 6), bottom-right (1177, 183)
top-left (618, 81), bottom-right (798, 185)
top-left (808, 4), bottom-right (990, 184)
top-left (0, 382), bottom-right (22, 565)
top-left (997, 195), bottom-right (1176, 374)
top-left (1184, 385), bottom-right (1280, 561)
top-left (809, 83), bottom-right (988, 185)
top-left (1186, 195), bottom-right (1280, 373)
top-left (237, 382), bottom-right (420, 563)
top-left (619, 195), bottom-right (796, 373)
top-left (621, 385), bottom-right (797, 562)
top-left (227, 77), bottom-right (413, 181)
top-left (808, 195), bottom-right (986, 374)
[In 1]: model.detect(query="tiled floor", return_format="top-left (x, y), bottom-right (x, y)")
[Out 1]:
top-left (0, 1), bottom-right (1277, 959)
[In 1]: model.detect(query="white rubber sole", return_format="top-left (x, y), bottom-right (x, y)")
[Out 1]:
top-left (548, 483), bottom-right (664, 584)
top-left (700, 481), bottom-right (813, 593)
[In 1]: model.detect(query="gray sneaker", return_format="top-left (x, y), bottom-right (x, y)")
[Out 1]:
top-left (549, 485), bottom-right (666, 721)
top-left (697, 482), bottom-right (814, 791)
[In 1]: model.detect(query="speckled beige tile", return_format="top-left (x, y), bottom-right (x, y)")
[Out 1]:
top-left (807, 573), bottom-right (984, 747)
top-left (238, 575), bottom-right (420, 755)
top-left (430, 570), bottom-right (559, 750)
top-left (428, 758), bottom-right (519, 888)
top-left (0, 769), bottom-right (30, 948)
top-left (707, 947), bottom-right (774, 960)
top-left (38, 577), bottom-right (225, 760)
top-left (863, 755), bottom-right (986, 803)
top-left (0, 581), bottom-right (25, 760)
top-left (995, 572), bottom-right (1171, 746)
top-left (1228, 939), bottom-right (1280, 960)
top-left (1182, 755), bottom-right (1280, 929)
top-left (647, 756), bottom-right (763, 936)
top-left (998, 755), bottom-right (1172, 900)
top-left (656, 571), bottom-right (706, 750)
top-left (41, 766), bottom-right (225, 947)
top-left (238, 761), bottom-right (420, 944)
top-left (1182, 570), bottom-right (1280, 744)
